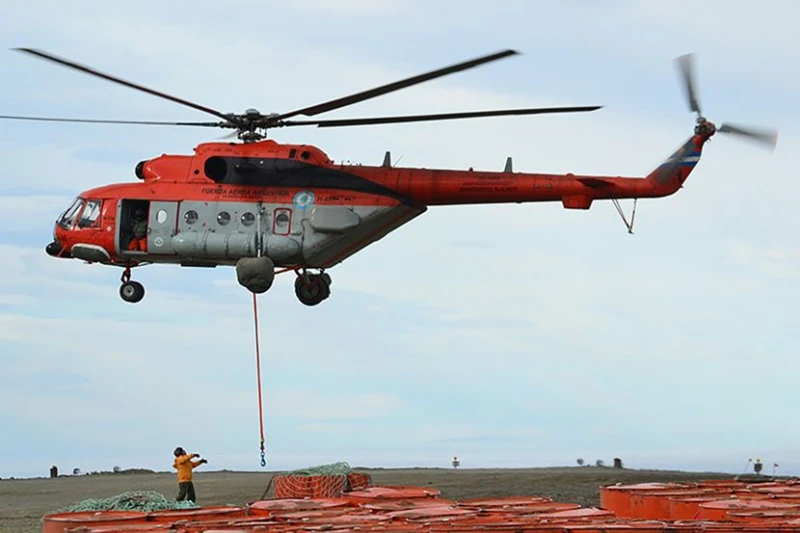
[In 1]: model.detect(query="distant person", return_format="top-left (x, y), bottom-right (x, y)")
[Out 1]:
top-left (172, 446), bottom-right (207, 502)
top-left (127, 208), bottom-right (148, 251)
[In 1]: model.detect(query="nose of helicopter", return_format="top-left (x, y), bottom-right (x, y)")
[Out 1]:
top-left (45, 240), bottom-right (61, 256)
top-left (45, 225), bottom-right (72, 258)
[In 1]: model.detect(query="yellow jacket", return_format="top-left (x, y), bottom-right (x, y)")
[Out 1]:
top-left (173, 453), bottom-right (202, 482)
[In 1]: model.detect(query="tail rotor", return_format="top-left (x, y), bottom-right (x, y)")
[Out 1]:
top-left (674, 53), bottom-right (778, 150)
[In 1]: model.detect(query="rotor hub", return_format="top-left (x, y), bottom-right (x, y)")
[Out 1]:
top-left (694, 116), bottom-right (716, 137)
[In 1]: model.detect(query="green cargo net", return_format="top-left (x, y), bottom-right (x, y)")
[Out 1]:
top-left (284, 461), bottom-right (352, 476)
top-left (52, 490), bottom-right (200, 513)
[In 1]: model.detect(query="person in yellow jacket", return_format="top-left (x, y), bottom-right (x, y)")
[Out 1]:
top-left (172, 446), bottom-right (208, 502)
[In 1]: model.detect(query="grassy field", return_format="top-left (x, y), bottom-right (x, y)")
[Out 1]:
top-left (0, 466), bottom-right (741, 533)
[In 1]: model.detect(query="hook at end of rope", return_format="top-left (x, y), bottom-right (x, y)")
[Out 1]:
top-left (260, 450), bottom-right (267, 468)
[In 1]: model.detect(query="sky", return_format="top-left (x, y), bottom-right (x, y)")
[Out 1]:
top-left (0, 0), bottom-right (798, 480)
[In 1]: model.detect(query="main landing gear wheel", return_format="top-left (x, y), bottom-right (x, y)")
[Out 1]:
top-left (294, 272), bottom-right (331, 306)
top-left (120, 281), bottom-right (145, 303)
top-left (119, 267), bottom-right (145, 303)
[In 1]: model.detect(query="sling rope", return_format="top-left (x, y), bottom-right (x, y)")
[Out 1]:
top-left (253, 292), bottom-right (266, 467)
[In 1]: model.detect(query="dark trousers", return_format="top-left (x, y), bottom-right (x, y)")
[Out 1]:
top-left (177, 481), bottom-right (196, 502)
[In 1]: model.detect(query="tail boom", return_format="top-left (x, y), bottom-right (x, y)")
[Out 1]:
top-left (345, 131), bottom-right (710, 209)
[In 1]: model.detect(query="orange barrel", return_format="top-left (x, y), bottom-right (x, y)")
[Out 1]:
top-left (771, 494), bottom-right (800, 502)
top-left (558, 520), bottom-right (672, 532)
top-left (629, 489), bottom-right (719, 520)
top-left (196, 519), bottom-right (290, 532)
top-left (384, 505), bottom-right (478, 521)
top-left (345, 486), bottom-right (441, 505)
top-left (669, 495), bottom-right (731, 520)
top-left (535, 507), bottom-right (616, 520)
top-left (496, 502), bottom-right (582, 516)
top-left (145, 505), bottom-right (245, 523)
top-left (456, 497), bottom-right (551, 509)
top-left (310, 474), bottom-right (348, 498)
top-left (266, 508), bottom-right (357, 521)
top-left (599, 483), bottom-right (691, 518)
top-left (697, 479), bottom-right (746, 490)
top-left (274, 474), bottom-right (314, 498)
top-left (246, 497), bottom-right (351, 515)
top-left (363, 498), bottom-right (456, 511)
top-left (698, 498), bottom-right (800, 521)
top-left (670, 519), bottom-right (724, 531)
top-left (179, 529), bottom-right (257, 533)
top-left (357, 525), bottom-right (427, 533)
top-left (275, 510), bottom-right (388, 526)
top-left (347, 472), bottom-right (372, 491)
top-left (426, 514), bottom-right (531, 528)
top-left (173, 518), bottom-right (279, 533)
top-left (64, 525), bottom-right (171, 533)
top-left (748, 485), bottom-right (800, 497)
top-left (730, 489), bottom-right (778, 500)
top-left (727, 509), bottom-right (800, 523)
top-left (42, 511), bottom-right (147, 533)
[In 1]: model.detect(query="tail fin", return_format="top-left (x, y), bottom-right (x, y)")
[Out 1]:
top-left (646, 135), bottom-right (705, 189)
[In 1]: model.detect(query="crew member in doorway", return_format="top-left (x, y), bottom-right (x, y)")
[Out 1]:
top-left (172, 446), bottom-right (208, 502)
top-left (127, 208), bottom-right (148, 251)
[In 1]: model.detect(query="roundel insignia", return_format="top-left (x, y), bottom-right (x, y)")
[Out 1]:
top-left (293, 190), bottom-right (315, 209)
top-left (154, 236), bottom-right (164, 247)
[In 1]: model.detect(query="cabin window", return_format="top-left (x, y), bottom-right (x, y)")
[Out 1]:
top-left (272, 208), bottom-right (291, 235)
top-left (58, 197), bottom-right (84, 229)
top-left (289, 149), bottom-right (296, 158)
top-left (77, 199), bottom-right (102, 228)
top-left (184, 210), bottom-right (198, 225)
top-left (241, 212), bottom-right (255, 226)
top-left (217, 211), bottom-right (231, 225)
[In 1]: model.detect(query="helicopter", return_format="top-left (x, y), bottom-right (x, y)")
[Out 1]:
top-left (1, 48), bottom-right (777, 306)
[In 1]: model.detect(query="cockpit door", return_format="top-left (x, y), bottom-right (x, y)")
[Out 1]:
top-left (148, 201), bottom-right (178, 254)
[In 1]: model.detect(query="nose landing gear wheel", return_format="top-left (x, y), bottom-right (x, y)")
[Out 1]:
top-left (294, 273), bottom-right (331, 306)
top-left (120, 280), bottom-right (145, 303)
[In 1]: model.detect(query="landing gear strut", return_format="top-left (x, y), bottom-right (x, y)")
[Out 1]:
top-left (119, 267), bottom-right (145, 303)
top-left (294, 270), bottom-right (332, 306)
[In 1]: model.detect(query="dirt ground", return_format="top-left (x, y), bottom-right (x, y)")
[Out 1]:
top-left (0, 466), bottom-right (738, 533)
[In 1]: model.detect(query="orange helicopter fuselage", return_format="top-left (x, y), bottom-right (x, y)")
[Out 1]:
top-left (49, 128), bottom-right (711, 270)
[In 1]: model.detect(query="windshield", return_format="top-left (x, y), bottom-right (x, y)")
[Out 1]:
top-left (57, 197), bottom-right (84, 229)
top-left (77, 199), bottom-right (102, 228)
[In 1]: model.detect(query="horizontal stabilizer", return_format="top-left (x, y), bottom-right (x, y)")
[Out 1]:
top-left (576, 177), bottom-right (616, 188)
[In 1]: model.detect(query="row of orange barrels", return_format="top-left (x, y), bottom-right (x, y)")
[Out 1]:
top-left (47, 486), bottom-right (605, 533)
top-left (46, 482), bottom-right (800, 533)
top-left (600, 479), bottom-right (800, 522)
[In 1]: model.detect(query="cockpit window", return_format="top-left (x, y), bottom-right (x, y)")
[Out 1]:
top-left (77, 199), bottom-right (102, 228)
top-left (57, 197), bottom-right (84, 229)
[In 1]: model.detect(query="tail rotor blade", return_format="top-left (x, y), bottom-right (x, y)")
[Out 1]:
top-left (675, 53), bottom-right (702, 116)
top-left (718, 123), bottom-right (779, 150)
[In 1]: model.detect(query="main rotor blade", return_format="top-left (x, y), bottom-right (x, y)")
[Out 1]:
top-left (0, 114), bottom-right (228, 127)
top-left (273, 49), bottom-right (520, 121)
top-left (675, 53), bottom-right (702, 116)
top-left (718, 123), bottom-right (778, 149)
top-left (280, 106), bottom-right (602, 128)
top-left (13, 48), bottom-right (234, 123)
